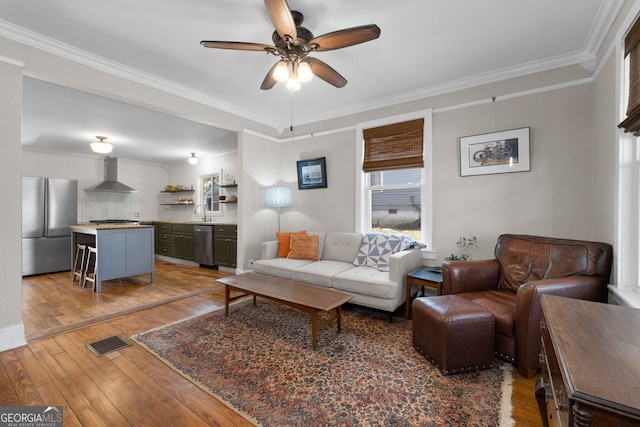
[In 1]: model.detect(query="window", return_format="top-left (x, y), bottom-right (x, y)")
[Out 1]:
top-left (369, 169), bottom-right (422, 240)
top-left (201, 173), bottom-right (221, 214)
top-left (356, 110), bottom-right (433, 255)
top-left (614, 10), bottom-right (640, 307)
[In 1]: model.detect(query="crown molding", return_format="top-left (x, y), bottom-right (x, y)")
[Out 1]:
top-left (583, 0), bottom-right (626, 55)
top-left (290, 50), bottom-right (593, 128)
top-left (0, 19), bottom-right (280, 130)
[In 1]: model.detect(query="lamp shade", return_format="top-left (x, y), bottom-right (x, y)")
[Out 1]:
top-left (90, 136), bottom-right (113, 154)
top-left (264, 186), bottom-right (292, 208)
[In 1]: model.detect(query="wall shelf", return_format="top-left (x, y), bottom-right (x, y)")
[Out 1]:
top-left (159, 189), bottom-right (194, 206)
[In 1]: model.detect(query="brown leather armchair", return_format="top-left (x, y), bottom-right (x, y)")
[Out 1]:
top-left (441, 234), bottom-right (613, 377)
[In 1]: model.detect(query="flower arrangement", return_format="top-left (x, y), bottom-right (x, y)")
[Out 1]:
top-left (445, 236), bottom-right (478, 261)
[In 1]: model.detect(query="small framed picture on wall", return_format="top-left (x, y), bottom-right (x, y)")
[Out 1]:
top-left (296, 157), bottom-right (327, 190)
top-left (459, 127), bottom-right (530, 176)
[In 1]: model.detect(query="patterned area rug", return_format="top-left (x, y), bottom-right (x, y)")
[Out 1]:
top-left (133, 300), bottom-right (514, 427)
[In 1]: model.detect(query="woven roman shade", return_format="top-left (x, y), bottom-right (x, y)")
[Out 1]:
top-left (620, 17), bottom-right (640, 135)
top-left (362, 118), bottom-right (424, 172)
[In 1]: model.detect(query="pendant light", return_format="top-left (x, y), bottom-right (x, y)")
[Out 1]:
top-left (188, 152), bottom-right (198, 165)
top-left (90, 136), bottom-right (113, 154)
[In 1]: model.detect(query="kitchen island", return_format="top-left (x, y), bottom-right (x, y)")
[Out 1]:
top-left (71, 224), bottom-right (155, 293)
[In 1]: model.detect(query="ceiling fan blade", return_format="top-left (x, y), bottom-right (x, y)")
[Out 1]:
top-left (264, 0), bottom-right (297, 41)
top-left (260, 63), bottom-right (278, 90)
top-left (307, 58), bottom-right (347, 88)
top-left (200, 41), bottom-right (276, 52)
top-left (307, 24), bottom-right (381, 52)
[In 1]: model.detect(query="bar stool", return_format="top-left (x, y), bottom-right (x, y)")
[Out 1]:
top-left (71, 244), bottom-right (87, 285)
top-left (82, 246), bottom-right (98, 291)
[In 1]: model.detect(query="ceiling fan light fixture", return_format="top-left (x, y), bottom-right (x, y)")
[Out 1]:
top-left (188, 152), bottom-right (198, 165)
top-left (90, 136), bottom-right (113, 154)
top-left (286, 76), bottom-right (301, 91)
top-left (273, 60), bottom-right (289, 82)
top-left (298, 61), bottom-right (313, 82)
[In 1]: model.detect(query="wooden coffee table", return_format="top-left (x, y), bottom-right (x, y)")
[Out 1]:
top-left (217, 273), bottom-right (352, 349)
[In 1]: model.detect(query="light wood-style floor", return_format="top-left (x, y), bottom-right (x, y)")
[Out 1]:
top-left (2, 261), bottom-right (543, 426)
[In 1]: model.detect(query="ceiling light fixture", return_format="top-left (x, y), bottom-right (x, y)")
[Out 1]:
top-left (278, 59), bottom-right (310, 91)
top-left (90, 136), bottom-right (113, 154)
top-left (200, 6), bottom-right (380, 92)
top-left (188, 152), bottom-right (198, 165)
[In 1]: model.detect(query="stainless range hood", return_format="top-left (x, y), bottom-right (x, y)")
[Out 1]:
top-left (85, 157), bottom-right (138, 193)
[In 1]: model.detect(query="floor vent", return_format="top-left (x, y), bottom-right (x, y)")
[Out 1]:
top-left (87, 335), bottom-right (132, 356)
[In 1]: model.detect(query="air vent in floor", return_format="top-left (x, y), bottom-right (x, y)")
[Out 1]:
top-left (87, 335), bottom-right (132, 356)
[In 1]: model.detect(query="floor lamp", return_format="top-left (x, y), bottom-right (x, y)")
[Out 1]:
top-left (264, 186), bottom-right (292, 232)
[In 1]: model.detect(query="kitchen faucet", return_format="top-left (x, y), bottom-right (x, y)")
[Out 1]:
top-left (193, 204), bottom-right (208, 222)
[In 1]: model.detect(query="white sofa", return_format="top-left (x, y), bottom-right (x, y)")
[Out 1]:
top-left (252, 231), bottom-right (422, 315)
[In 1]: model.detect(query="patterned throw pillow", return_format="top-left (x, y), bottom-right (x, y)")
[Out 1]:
top-left (287, 233), bottom-right (320, 260)
top-left (353, 233), bottom-right (403, 271)
top-left (276, 230), bottom-right (307, 258)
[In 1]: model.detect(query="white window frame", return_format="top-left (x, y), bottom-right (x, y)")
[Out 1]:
top-left (355, 109), bottom-right (434, 259)
top-left (200, 172), bottom-right (222, 217)
top-left (614, 7), bottom-right (640, 308)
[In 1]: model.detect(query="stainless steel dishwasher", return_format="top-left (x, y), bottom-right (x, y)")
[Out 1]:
top-left (193, 225), bottom-right (214, 267)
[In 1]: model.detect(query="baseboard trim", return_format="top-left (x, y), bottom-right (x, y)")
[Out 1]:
top-left (0, 323), bottom-right (27, 352)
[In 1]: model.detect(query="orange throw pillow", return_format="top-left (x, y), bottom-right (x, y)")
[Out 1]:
top-left (287, 233), bottom-right (320, 261)
top-left (276, 230), bottom-right (306, 258)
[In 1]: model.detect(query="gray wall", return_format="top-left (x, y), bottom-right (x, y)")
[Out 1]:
top-left (240, 82), bottom-right (602, 265)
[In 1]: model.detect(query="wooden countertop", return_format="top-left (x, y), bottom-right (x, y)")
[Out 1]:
top-left (71, 224), bottom-right (154, 230)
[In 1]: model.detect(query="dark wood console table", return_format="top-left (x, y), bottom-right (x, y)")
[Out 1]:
top-left (538, 294), bottom-right (640, 426)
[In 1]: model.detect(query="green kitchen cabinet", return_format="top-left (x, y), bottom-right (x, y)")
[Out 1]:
top-left (214, 224), bottom-right (237, 268)
top-left (171, 223), bottom-right (194, 260)
top-left (154, 222), bottom-right (194, 261)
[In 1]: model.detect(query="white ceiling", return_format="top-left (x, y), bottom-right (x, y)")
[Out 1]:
top-left (0, 0), bottom-right (620, 164)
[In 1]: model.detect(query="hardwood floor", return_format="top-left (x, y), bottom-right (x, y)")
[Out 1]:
top-left (2, 261), bottom-right (543, 426)
top-left (21, 259), bottom-right (229, 341)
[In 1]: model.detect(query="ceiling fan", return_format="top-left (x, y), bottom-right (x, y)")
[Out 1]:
top-left (200, 0), bottom-right (381, 91)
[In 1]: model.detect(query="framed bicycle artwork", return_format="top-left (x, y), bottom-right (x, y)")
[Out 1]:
top-left (459, 127), bottom-right (530, 176)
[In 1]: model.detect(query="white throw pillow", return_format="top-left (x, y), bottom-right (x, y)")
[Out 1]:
top-left (353, 233), bottom-right (403, 271)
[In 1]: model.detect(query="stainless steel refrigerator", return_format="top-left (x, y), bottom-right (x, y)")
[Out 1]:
top-left (22, 177), bottom-right (78, 276)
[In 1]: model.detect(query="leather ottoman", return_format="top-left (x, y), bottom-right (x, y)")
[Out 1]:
top-left (412, 295), bottom-right (495, 375)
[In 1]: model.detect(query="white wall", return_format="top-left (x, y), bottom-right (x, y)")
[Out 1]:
top-left (432, 84), bottom-right (596, 260)
top-left (591, 47), bottom-right (618, 247)
top-left (239, 83), bottom-right (600, 264)
top-left (238, 131), bottom-right (283, 270)
top-left (279, 130), bottom-right (357, 232)
top-left (0, 59), bottom-right (26, 351)
top-left (22, 148), bottom-right (168, 222)
top-left (164, 151), bottom-right (238, 223)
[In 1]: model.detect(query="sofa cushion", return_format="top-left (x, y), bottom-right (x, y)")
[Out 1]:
top-left (322, 232), bottom-right (364, 263)
top-left (333, 266), bottom-right (398, 299)
top-left (495, 234), bottom-right (596, 292)
top-left (252, 258), bottom-right (314, 280)
top-left (276, 230), bottom-right (306, 258)
top-left (288, 233), bottom-right (320, 261)
top-left (307, 232), bottom-right (327, 259)
top-left (292, 260), bottom-right (355, 288)
top-left (455, 291), bottom-right (516, 337)
top-left (353, 233), bottom-right (403, 271)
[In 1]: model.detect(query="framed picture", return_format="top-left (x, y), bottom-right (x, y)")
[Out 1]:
top-left (459, 127), bottom-right (530, 176)
top-left (296, 157), bottom-right (327, 190)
